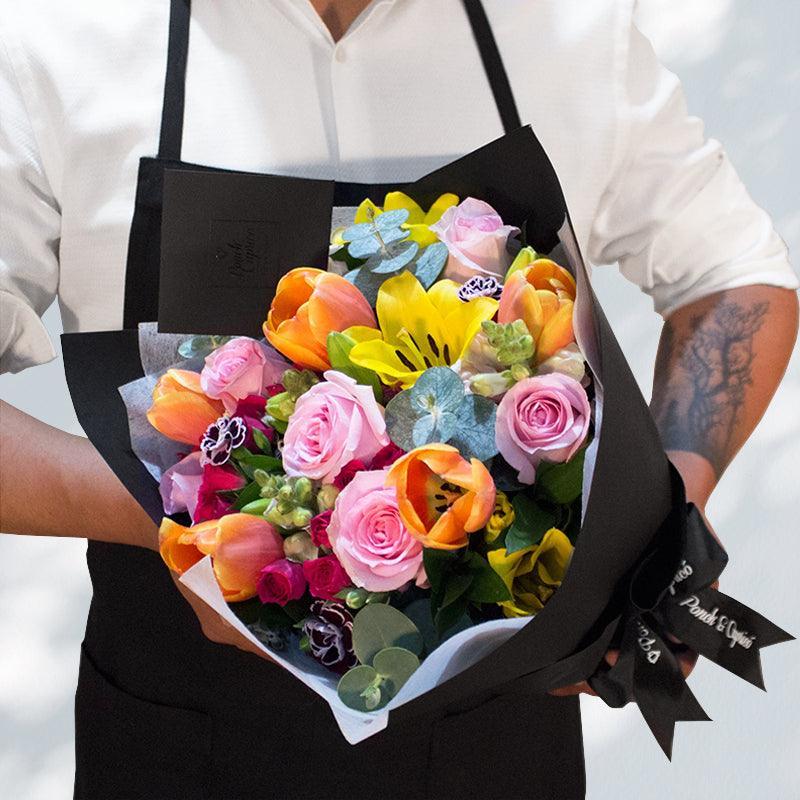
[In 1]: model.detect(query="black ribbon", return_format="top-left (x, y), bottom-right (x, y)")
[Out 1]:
top-left (589, 466), bottom-right (794, 758)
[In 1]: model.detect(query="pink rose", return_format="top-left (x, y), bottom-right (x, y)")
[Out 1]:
top-left (282, 371), bottom-right (390, 484)
top-left (257, 558), bottom-right (307, 606)
top-left (327, 470), bottom-right (423, 592)
top-left (160, 451), bottom-right (204, 519)
top-left (201, 337), bottom-right (289, 413)
top-left (496, 373), bottom-right (591, 484)
top-left (430, 198), bottom-right (519, 283)
top-left (303, 555), bottom-right (351, 600)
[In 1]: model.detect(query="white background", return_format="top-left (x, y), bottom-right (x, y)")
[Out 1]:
top-left (1, 1), bottom-right (799, 797)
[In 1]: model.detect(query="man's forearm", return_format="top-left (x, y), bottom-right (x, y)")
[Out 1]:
top-left (651, 285), bottom-right (799, 509)
top-left (0, 400), bottom-right (157, 548)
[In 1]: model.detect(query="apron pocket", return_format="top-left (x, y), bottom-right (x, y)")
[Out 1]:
top-left (74, 642), bottom-right (212, 800)
top-left (425, 693), bottom-right (585, 800)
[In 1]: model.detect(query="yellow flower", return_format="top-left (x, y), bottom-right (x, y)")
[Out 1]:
top-left (485, 491), bottom-right (515, 543)
top-left (487, 528), bottom-right (574, 618)
top-left (347, 270), bottom-right (498, 388)
top-left (354, 191), bottom-right (459, 247)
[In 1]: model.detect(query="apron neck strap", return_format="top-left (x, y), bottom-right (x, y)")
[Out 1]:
top-left (157, 0), bottom-right (521, 161)
top-left (462, 0), bottom-right (522, 133)
top-left (158, 0), bottom-right (191, 160)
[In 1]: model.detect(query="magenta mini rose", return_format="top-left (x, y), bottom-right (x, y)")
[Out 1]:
top-left (496, 373), bottom-right (591, 484)
top-left (201, 337), bottom-right (288, 413)
top-left (430, 197), bottom-right (519, 283)
top-left (281, 371), bottom-right (390, 484)
top-left (327, 469), bottom-right (423, 592)
top-left (303, 555), bottom-right (351, 600)
top-left (309, 509), bottom-right (333, 549)
top-left (257, 558), bottom-right (307, 606)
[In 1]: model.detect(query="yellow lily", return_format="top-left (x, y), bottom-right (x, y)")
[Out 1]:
top-left (487, 527), bottom-right (574, 618)
top-left (347, 270), bottom-right (498, 388)
top-left (354, 191), bottom-right (459, 247)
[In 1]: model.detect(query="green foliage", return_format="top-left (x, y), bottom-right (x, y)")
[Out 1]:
top-left (535, 447), bottom-right (586, 505)
top-left (351, 603), bottom-right (423, 667)
top-left (481, 319), bottom-right (534, 366)
top-left (504, 495), bottom-right (556, 554)
top-left (326, 331), bottom-right (383, 402)
top-left (177, 335), bottom-right (234, 360)
top-left (385, 367), bottom-right (498, 461)
top-left (231, 480), bottom-right (262, 511)
top-left (230, 448), bottom-right (282, 479)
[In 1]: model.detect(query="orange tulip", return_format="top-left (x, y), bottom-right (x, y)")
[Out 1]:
top-left (159, 513), bottom-right (285, 602)
top-left (498, 259), bottom-right (577, 364)
top-left (386, 444), bottom-right (496, 550)
top-left (264, 268), bottom-right (377, 371)
top-left (146, 369), bottom-right (224, 445)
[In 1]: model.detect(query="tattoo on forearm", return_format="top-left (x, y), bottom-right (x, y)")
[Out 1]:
top-left (652, 300), bottom-right (769, 476)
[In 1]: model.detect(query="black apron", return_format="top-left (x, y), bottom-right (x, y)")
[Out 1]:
top-left (73, 2), bottom-right (585, 798)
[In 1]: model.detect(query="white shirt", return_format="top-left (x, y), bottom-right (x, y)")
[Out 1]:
top-left (1, 0), bottom-right (796, 374)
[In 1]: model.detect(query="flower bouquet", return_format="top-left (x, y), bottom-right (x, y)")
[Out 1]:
top-left (63, 128), bottom-right (791, 753)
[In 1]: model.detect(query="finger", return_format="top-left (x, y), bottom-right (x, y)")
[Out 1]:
top-left (549, 681), bottom-right (597, 698)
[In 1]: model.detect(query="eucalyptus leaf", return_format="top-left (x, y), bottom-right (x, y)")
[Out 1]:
top-left (384, 391), bottom-right (418, 452)
top-left (413, 242), bottom-right (448, 288)
top-left (353, 266), bottom-right (397, 307)
top-left (352, 604), bottom-right (423, 667)
top-left (337, 665), bottom-right (384, 712)
top-left (448, 394), bottom-right (499, 461)
top-left (177, 335), bottom-right (233, 360)
top-left (409, 367), bottom-right (463, 413)
top-left (372, 647), bottom-right (420, 695)
top-left (364, 241), bottom-right (419, 274)
top-left (505, 495), bottom-right (556, 554)
top-left (411, 409), bottom-right (458, 448)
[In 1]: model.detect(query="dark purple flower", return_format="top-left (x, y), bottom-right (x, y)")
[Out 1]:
top-left (302, 601), bottom-right (357, 675)
top-left (200, 415), bottom-right (246, 466)
top-left (457, 274), bottom-right (503, 302)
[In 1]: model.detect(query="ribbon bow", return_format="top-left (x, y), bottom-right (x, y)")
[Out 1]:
top-left (589, 467), bottom-right (794, 758)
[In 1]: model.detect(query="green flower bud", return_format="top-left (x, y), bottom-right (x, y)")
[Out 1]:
top-left (505, 245), bottom-right (538, 281)
top-left (292, 477), bottom-right (314, 505)
top-left (283, 531), bottom-right (319, 563)
top-left (240, 498), bottom-right (270, 516)
top-left (316, 484), bottom-right (340, 512)
top-left (266, 391), bottom-right (295, 424)
top-left (481, 319), bottom-right (534, 366)
top-left (364, 592), bottom-right (389, 605)
top-left (470, 371), bottom-right (512, 398)
top-left (345, 588), bottom-right (368, 610)
top-left (290, 508), bottom-right (313, 529)
top-left (508, 362), bottom-right (532, 383)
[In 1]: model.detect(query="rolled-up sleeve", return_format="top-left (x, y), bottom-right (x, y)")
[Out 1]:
top-left (0, 31), bottom-right (60, 374)
top-left (588, 18), bottom-right (799, 318)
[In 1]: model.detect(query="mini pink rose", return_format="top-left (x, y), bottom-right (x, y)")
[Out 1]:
top-left (496, 373), bottom-right (591, 484)
top-left (257, 558), bottom-right (307, 606)
top-left (430, 198), bottom-right (519, 283)
top-left (282, 371), bottom-right (390, 484)
top-left (327, 470), bottom-right (423, 592)
top-left (201, 337), bottom-right (289, 413)
top-left (303, 555), bottom-right (351, 600)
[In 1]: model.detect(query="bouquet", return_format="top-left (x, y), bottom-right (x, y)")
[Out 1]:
top-left (139, 193), bottom-right (595, 727)
top-left (63, 128), bottom-right (791, 754)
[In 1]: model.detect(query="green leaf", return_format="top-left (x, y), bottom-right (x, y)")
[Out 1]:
top-left (505, 495), bottom-right (556, 554)
top-left (440, 571), bottom-right (474, 610)
top-left (231, 480), bottom-right (262, 511)
top-left (256, 603), bottom-right (296, 630)
top-left (435, 593), bottom-right (470, 638)
top-left (409, 367), bottom-right (463, 414)
top-left (403, 599), bottom-right (470, 655)
top-left (251, 427), bottom-right (273, 454)
top-left (422, 548), bottom-right (459, 597)
top-left (228, 597), bottom-right (263, 625)
top-left (465, 552), bottom-right (512, 603)
top-left (177, 334), bottom-right (234, 360)
top-left (326, 331), bottom-right (384, 402)
top-left (448, 394), bottom-right (499, 461)
top-left (372, 647), bottom-right (420, 696)
top-left (232, 451), bottom-right (282, 479)
top-left (352, 604), bottom-right (423, 667)
top-left (337, 665), bottom-right (384, 712)
top-left (411, 409), bottom-right (458, 447)
top-left (535, 448), bottom-right (586, 505)
top-left (413, 242), bottom-right (447, 288)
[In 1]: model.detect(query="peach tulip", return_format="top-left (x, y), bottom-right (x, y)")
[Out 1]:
top-left (264, 268), bottom-right (377, 371)
top-left (147, 369), bottom-right (224, 445)
top-left (159, 513), bottom-right (285, 602)
top-left (498, 259), bottom-right (577, 364)
top-left (385, 444), bottom-right (496, 550)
